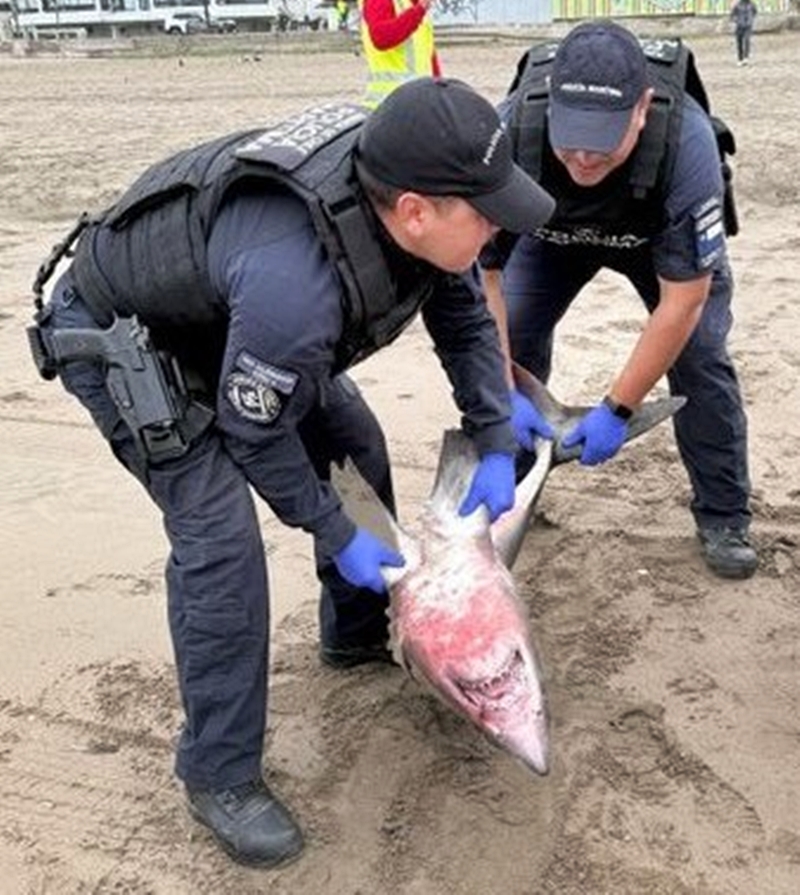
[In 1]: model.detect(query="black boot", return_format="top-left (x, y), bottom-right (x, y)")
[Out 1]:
top-left (186, 778), bottom-right (304, 867)
top-left (697, 526), bottom-right (758, 579)
top-left (320, 640), bottom-right (395, 669)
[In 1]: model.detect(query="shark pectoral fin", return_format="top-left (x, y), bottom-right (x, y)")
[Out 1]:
top-left (430, 429), bottom-right (481, 515)
top-left (511, 361), bottom-right (591, 432)
top-left (553, 395), bottom-right (687, 465)
top-left (511, 361), bottom-right (686, 468)
top-left (331, 457), bottom-right (404, 552)
top-left (622, 395), bottom-right (687, 442)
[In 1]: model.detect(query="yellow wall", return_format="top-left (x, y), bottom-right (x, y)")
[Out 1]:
top-left (554, 0), bottom-right (790, 18)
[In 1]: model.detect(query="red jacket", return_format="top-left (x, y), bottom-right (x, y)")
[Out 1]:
top-left (361, 0), bottom-right (441, 76)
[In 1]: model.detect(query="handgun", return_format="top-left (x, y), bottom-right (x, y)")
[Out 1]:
top-left (28, 314), bottom-right (210, 461)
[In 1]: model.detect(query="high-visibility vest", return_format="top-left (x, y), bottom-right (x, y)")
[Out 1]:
top-left (359, 0), bottom-right (435, 109)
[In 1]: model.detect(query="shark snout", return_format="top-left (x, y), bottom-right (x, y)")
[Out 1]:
top-left (507, 724), bottom-right (550, 776)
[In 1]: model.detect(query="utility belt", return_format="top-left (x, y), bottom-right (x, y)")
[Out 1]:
top-left (27, 221), bottom-right (213, 463)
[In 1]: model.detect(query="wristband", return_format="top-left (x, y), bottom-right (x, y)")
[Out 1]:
top-left (602, 395), bottom-right (634, 421)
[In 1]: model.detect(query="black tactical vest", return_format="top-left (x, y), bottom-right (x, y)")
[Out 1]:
top-left (71, 103), bottom-right (436, 372)
top-left (506, 37), bottom-right (738, 245)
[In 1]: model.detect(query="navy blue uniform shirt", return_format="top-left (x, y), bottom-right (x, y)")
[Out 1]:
top-left (207, 185), bottom-right (514, 561)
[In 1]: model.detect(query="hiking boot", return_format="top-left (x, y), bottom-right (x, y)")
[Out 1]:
top-left (697, 526), bottom-right (757, 579)
top-left (320, 640), bottom-right (395, 669)
top-left (186, 778), bottom-right (304, 867)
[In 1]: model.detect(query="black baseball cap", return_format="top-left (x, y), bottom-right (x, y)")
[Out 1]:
top-left (548, 20), bottom-right (649, 154)
top-left (357, 77), bottom-right (555, 234)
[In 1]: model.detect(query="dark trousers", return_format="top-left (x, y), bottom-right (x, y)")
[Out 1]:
top-left (46, 274), bottom-right (394, 791)
top-left (502, 237), bottom-right (751, 530)
top-left (736, 27), bottom-right (753, 62)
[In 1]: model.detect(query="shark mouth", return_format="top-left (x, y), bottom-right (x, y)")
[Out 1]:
top-left (455, 650), bottom-right (526, 710)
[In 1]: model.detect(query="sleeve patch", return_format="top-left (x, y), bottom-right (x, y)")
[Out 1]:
top-left (693, 197), bottom-right (725, 269)
top-left (234, 351), bottom-right (299, 394)
top-left (226, 355), bottom-right (299, 424)
top-left (226, 372), bottom-right (285, 424)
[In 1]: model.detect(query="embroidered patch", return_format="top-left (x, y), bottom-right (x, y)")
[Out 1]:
top-left (226, 372), bottom-right (284, 424)
top-left (535, 224), bottom-right (647, 249)
top-left (693, 196), bottom-right (725, 269)
top-left (235, 103), bottom-right (367, 171)
top-left (235, 352), bottom-right (299, 395)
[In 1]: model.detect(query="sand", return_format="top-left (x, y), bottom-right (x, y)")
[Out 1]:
top-left (1, 24), bottom-right (799, 895)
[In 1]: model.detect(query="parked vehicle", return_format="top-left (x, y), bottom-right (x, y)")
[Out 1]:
top-left (163, 12), bottom-right (208, 35)
top-left (163, 11), bottom-right (238, 35)
top-left (275, 0), bottom-right (326, 31)
top-left (208, 15), bottom-right (237, 33)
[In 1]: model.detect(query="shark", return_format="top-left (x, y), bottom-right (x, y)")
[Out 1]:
top-left (332, 364), bottom-right (684, 774)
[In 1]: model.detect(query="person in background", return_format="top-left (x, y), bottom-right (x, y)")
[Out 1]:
top-left (336, 0), bottom-right (350, 31)
top-left (30, 78), bottom-right (554, 870)
top-left (359, 0), bottom-right (440, 108)
top-left (481, 20), bottom-right (758, 580)
top-left (731, 0), bottom-right (758, 65)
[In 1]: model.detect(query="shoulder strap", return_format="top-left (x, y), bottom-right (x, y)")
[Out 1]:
top-left (630, 38), bottom-right (688, 200)
top-left (507, 41), bottom-right (559, 183)
top-left (682, 45), bottom-right (711, 115)
top-left (638, 39), bottom-right (739, 234)
top-left (234, 103), bottom-right (396, 333)
top-left (314, 170), bottom-right (398, 336)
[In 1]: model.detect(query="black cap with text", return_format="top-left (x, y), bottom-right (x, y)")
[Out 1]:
top-left (548, 20), bottom-right (649, 154)
top-left (358, 77), bottom-right (555, 234)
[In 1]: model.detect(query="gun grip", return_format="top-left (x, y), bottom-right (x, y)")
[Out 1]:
top-left (27, 325), bottom-right (58, 380)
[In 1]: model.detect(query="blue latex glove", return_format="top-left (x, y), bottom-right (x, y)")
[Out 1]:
top-left (458, 452), bottom-right (516, 522)
top-left (510, 389), bottom-right (555, 451)
top-left (562, 402), bottom-right (627, 466)
top-left (334, 527), bottom-right (405, 594)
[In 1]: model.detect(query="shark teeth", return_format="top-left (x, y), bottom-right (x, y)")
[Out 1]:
top-left (457, 651), bottom-right (523, 705)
